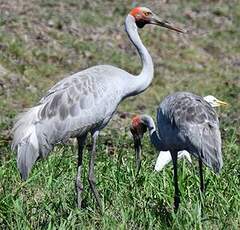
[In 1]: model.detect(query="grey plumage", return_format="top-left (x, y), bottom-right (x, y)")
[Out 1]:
top-left (12, 107), bottom-right (40, 180)
top-left (11, 7), bottom-right (184, 208)
top-left (131, 91), bottom-right (223, 211)
top-left (157, 92), bottom-right (223, 172)
top-left (12, 65), bottom-right (130, 177)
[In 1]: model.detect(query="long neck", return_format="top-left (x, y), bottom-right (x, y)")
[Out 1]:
top-left (141, 115), bottom-right (166, 151)
top-left (124, 15), bottom-right (154, 96)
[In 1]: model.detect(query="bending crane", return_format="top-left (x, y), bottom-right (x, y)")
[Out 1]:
top-left (154, 95), bottom-right (227, 172)
top-left (130, 92), bottom-right (226, 210)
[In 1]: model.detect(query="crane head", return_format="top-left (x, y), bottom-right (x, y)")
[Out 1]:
top-left (130, 6), bottom-right (186, 33)
top-left (130, 115), bottom-right (147, 140)
top-left (203, 95), bottom-right (228, 108)
top-left (130, 115), bottom-right (147, 174)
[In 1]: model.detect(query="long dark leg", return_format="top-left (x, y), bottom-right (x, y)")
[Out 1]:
top-left (199, 157), bottom-right (204, 193)
top-left (75, 134), bottom-right (87, 209)
top-left (88, 130), bottom-right (102, 208)
top-left (171, 151), bottom-right (180, 212)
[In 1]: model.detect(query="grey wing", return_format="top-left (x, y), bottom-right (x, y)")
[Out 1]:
top-left (39, 72), bottom-right (86, 104)
top-left (39, 74), bottom-right (99, 120)
top-left (159, 92), bottom-right (223, 173)
top-left (12, 65), bottom-right (125, 179)
top-left (36, 69), bottom-right (121, 155)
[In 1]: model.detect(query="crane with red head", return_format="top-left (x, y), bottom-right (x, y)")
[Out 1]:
top-left (130, 92), bottom-right (225, 211)
top-left (12, 6), bottom-right (185, 209)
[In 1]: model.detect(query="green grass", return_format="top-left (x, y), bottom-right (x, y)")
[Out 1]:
top-left (0, 0), bottom-right (240, 229)
top-left (0, 131), bottom-right (239, 229)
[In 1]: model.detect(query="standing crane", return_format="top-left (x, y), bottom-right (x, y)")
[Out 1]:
top-left (130, 92), bottom-right (226, 211)
top-left (11, 7), bottom-right (185, 209)
top-left (154, 95), bottom-right (227, 172)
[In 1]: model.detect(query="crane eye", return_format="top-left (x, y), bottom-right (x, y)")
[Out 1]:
top-left (144, 11), bottom-right (151, 16)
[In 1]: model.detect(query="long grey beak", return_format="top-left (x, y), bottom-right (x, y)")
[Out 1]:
top-left (151, 15), bottom-right (186, 33)
top-left (133, 137), bottom-right (142, 175)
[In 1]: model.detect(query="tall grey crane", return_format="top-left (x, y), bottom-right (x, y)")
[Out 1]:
top-left (11, 6), bottom-right (185, 209)
top-left (130, 92), bottom-right (224, 211)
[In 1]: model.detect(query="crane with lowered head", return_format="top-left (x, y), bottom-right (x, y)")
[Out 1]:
top-left (130, 92), bottom-right (226, 211)
top-left (154, 95), bottom-right (227, 172)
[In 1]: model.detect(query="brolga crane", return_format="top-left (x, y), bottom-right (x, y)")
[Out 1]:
top-left (11, 6), bottom-right (185, 209)
top-left (130, 92), bottom-right (226, 211)
top-left (154, 95), bottom-right (228, 172)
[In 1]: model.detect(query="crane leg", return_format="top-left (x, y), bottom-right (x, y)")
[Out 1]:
top-left (76, 134), bottom-right (87, 209)
top-left (171, 151), bottom-right (180, 212)
top-left (199, 158), bottom-right (204, 193)
top-left (88, 130), bottom-right (102, 209)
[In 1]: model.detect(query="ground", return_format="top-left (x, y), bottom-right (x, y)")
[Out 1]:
top-left (0, 0), bottom-right (239, 229)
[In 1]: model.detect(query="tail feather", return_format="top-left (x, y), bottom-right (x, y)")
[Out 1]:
top-left (12, 106), bottom-right (41, 180)
top-left (17, 136), bottom-right (39, 180)
top-left (200, 125), bottom-right (223, 173)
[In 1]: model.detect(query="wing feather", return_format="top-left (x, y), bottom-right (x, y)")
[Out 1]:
top-left (34, 65), bottom-right (124, 148)
top-left (158, 92), bottom-right (223, 173)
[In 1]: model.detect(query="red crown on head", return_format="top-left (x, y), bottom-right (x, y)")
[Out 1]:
top-left (130, 7), bottom-right (142, 17)
top-left (131, 115), bottom-right (141, 128)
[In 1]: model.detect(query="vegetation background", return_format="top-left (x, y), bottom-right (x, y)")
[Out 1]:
top-left (0, 0), bottom-right (239, 229)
